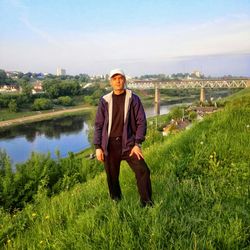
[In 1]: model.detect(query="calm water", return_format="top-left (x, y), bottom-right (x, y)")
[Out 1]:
top-left (0, 114), bottom-right (92, 165)
top-left (0, 104), bottom-right (181, 165)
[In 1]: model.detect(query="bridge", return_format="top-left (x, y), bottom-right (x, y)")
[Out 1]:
top-left (127, 78), bottom-right (250, 114)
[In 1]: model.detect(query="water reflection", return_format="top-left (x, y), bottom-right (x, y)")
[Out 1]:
top-left (0, 113), bottom-right (93, 164)
top-left (0, 114), bottom-right (89, 142)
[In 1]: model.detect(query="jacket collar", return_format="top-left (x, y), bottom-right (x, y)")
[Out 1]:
top-left (103, 89), bottom-right (132, 137)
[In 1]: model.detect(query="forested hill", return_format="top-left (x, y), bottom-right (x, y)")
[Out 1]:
top-left (1, 88), bottom-right (250, 249)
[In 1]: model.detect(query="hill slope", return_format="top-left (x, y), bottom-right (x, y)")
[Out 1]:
top-left (1, 89), bottom-right (250, 249)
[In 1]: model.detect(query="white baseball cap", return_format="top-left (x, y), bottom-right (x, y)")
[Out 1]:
top-left (109, 68), bottom-right (126, 79)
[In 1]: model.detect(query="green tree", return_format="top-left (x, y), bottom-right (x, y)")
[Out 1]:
top-left (58, 96), bottom-right (73, 106)
top-left (170, 107), bottom-right (183, 120)
top-left (20, 81), bottom-right (32, 100)
top-left (42, 79), bottom-right (60, 98)
top-left (0, 69), bottom-right (7, 84)
top-left (78, 74), bottom-right (90, 82)
top-left (8, 99), bottom-right (18, 112)
top-left (32, 98), bottom-right (53, 110)
top-left (17, 72), bottom-right (24, 79)
top-left (83, 95), bottom-right (94, 105)
top-left (92, 89), bottom-right (104, 99)
top-left (43, 79), bottom-right (80, 98)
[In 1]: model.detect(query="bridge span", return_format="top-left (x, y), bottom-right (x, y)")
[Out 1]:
top-left (127, 78), bottom-right (250, 90)
top-left (127, 78), bottom-right (250, 115)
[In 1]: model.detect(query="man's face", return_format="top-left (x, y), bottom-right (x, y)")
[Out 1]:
top-left (110, 74), bottom-right (126, 92)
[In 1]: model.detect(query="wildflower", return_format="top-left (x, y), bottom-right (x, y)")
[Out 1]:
top-left (210, 155), bottom-right (213, 159)
top-left (7, 239), bottom-right (11, 244)
top-left (32, 213), bottom-right (37, 217)
top-left (200, 141), bottom-right (204, 145)
top-left (45, 215), bottom-right (50, 220)
top-left (40, 241), bottom-right (44, 244)
top-left (247, 124), bottom-right (250, 128)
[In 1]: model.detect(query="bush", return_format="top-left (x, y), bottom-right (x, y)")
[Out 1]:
top-left (8, 100), bottom-right (18, 112)
top-left (170, 106), bottom-right (184, 120)
top-left (83, 95), bottom-right (98, 105)
top-left (58, 96), bottom-right (73, 106)
top-left (0, 150), bottom-right (102, 212)
top-left (32, 98), bottom-right (53, 111)
top-left (0, 94), bottom-right (18, 108)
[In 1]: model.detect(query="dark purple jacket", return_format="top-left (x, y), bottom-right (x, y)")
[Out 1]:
top-left (94, 89), bottom-right (147, 156)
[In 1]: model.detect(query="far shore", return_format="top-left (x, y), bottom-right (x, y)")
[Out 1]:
top-left (0, 106), bottom-right (94, 129)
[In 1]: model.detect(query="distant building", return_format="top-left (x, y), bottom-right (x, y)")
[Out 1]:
top-left (192, 70), bottom-right (202, 78)
top-left (0, 84), bottom-right (20, 93)
top-left (56, 68), bottom-right (66, 76)
top-left (5, 71), bottom-right (21, 79)
top-left (32, 81), bottom-right (44, 94)
top-left (36, 73), bottom-right (45, 79)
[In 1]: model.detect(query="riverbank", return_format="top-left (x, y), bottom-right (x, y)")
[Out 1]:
top-left (0, 106), bottom-right (94, 129)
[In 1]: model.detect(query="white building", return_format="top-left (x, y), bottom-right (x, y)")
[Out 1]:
top-left (0, 84), bottom-right (20, 93)
top-left (32, 81), bottom-right (44, 94)
top-left (192, 70), bottom-right (202, 78)
top-left (56, 68), bottom-right (66, 76)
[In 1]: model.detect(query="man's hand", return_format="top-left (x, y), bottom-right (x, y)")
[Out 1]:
top-left (129, 145), bottom-right (144, 160)
top-left (96, 148), bottom-right (104, 162)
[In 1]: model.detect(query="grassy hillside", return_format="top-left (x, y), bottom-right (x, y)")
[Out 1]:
top-left (1, 89), bottom-right (250, 249)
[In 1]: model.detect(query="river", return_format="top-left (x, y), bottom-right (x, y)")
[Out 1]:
top-left (0, 103), bottom-right (183, 165)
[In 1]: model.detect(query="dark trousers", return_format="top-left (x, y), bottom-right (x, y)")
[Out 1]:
top-left (104, 137), bottom-right (153, 206)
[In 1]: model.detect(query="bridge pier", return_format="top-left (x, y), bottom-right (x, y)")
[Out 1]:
top-left (247, 80), bottom-right (250, 88)
top-left (200, 87), bottom-right (206, 103)
top-left (155, 84), bottom-right (160, 115)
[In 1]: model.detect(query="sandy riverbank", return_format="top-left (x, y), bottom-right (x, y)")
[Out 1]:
top-left (0, 106), bottom-right (93, 129)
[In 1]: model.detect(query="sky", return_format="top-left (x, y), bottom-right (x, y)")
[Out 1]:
top-left (0, 0), bottom-right (250, 77)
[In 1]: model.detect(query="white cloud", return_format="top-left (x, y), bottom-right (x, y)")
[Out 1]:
top-left (54, 14), bottom-right (250, 64)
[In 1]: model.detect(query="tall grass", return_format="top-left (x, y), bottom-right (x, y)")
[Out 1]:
top-left (1, 89), bottom-right (250, 249)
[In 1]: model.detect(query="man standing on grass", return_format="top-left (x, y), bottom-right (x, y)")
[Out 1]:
top-left (94, 68), bottom-right (153, 207)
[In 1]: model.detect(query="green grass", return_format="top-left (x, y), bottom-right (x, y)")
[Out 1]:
top-left (1, 88), bottom-right (250, 249)
top-left (0, 109), bottom-right (38, 121)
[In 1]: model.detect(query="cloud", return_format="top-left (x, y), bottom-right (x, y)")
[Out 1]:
top-left (58, 14), bottom-right (250, 64)
top-left (8, 0), bottom-right (63, 47)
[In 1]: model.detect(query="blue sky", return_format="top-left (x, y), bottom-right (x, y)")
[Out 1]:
top-left (0, 0), bottom-right (250, 76)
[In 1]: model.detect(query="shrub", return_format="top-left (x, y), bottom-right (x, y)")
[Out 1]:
top-left (58, 96), bottom-right (73, 106)
top-left (0, 150), bottom-right (102, 212)
top-left (188, 111), bottom-right (197, 121)
top-left (32, 98), bottom-right (53, 111)
top-left (8, 100), bottom-right (18, 112)
top-left (83, 95), bottom-right (98, 105)
top-left (170, 106), bottom-right (184, 120)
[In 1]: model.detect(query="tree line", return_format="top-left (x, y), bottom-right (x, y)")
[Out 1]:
top-left (0, 69), bottom-right (109, 112)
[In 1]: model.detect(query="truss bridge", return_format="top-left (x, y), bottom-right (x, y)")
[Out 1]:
top-left (127, 78), bottom-right (250, 115)
top-left (127, 78), bottom-right (250, 90)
